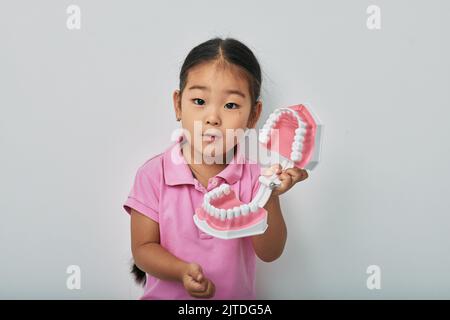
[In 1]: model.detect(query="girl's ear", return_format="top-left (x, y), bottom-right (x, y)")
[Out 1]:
top-left (247, 100), bottom-right (262, 128)
top-left (173, 90), bottom-right (182, 121)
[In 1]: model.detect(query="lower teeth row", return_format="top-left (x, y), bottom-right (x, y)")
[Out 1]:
top-left (203, 202), bottom-right (260, 220)
top-left (203, 184), bottom-right (259, 220)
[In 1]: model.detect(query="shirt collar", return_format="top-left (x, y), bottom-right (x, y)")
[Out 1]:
top-left (163, 135), bottom-right (244, 187)
top-left (215, 142), bottom-right (244, 185)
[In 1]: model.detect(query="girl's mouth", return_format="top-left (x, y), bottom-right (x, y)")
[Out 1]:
top-left (203, 134), bottom-right (220, 142)
top-left (202, 132), bottom-right (222, 143)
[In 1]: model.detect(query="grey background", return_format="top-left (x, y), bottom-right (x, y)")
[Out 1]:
top-left (1, 0), bottom-right (449, 299)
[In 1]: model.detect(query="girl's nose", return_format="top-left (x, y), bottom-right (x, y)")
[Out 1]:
top-left (205, 110), bottom-right (221, 126)
top-left (206, 118), bottom-right (220, 126)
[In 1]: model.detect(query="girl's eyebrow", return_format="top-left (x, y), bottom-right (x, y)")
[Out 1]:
top-left (187, 85), bottom-right (246, 98)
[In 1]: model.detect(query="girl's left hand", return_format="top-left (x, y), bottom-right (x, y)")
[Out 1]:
top-left (263, 164), bottom-right (309, 197)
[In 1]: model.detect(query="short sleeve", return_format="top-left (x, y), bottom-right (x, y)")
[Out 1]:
top-left (123, 157), bottom-right (162, 223)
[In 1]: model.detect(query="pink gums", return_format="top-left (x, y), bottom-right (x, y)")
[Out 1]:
top-left (262, 104), bottom-right (317, 169)
top-left (195, 190), bottom-right (267, 231)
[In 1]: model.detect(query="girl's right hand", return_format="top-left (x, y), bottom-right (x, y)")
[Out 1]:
top-left (181, 262), bottom-right (216, 299)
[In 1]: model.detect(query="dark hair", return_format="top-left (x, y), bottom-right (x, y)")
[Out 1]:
top-left (179, 37), bottom-right (262, 121)
top-left (130, 261), bottom-right (146, 286)
top-left (130, 37), bottom-right (262, 286)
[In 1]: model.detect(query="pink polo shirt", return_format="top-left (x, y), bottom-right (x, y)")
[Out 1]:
top-left (123, 137), bottom-right (262, 300)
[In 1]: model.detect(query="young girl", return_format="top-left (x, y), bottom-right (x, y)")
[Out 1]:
top-left (123, 37), bottom-right (308, 300)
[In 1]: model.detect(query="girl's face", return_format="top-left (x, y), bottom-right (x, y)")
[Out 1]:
top-left (173, 60), bottom-right (262, 163)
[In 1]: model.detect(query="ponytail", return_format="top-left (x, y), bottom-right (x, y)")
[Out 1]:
top-left (130, 261), bottom-right (146, 286)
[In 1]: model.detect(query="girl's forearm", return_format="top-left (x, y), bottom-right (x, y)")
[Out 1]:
top-left (133, 243), bottom-right (188, 282)
top-left (251, 195), bottom-right (287, 262)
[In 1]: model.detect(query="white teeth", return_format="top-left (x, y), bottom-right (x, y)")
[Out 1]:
top-left (217, 183), bottom-right (231, 195)
top-left (233, 206), bottom-right (241, 217)
top-left (293, 141), bottom-right (304, 150)
top-left (218, 208), bottom-right (225, 220)
top-left (249, 202), bottom-right (259, 213)
top-left (295, 127), bottom-right (307, 135)
top-left (204, 201), bottom-right (261, 219)
top-left (241, 204), bottom-right (250, 216)
top-left (261, 109), bottom-right (311, 158)
top-left (291, 151), bottom-right (302, 161)
top-left (260, 118), bottom-right (275, 143)
top-left (298, 121), bottom-right (308, 129)
top-left (207, 205), bottom-right (249, 219)
top-left (294, 134), bottom-right (305, 143)
top-left (203, 184), bottom-right (255, 220)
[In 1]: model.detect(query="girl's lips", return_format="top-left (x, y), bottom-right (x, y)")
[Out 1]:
top-left (203, 134), bottom-right (221, 142)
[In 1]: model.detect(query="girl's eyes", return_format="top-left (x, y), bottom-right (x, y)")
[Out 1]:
top-left (224, 102), bottom-right (239, 110)
top-left (192, 98), bottom-right (205, 106)
top-left (191, 99), bottom-right (239, 110)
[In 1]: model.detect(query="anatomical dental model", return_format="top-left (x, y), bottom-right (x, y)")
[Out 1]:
top-left (193, 104), bottom-right (324, 239)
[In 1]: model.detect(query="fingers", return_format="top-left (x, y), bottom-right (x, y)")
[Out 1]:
top-left (206, 279), bottom-right (215, 297)
top-left (270, 164), bottom-right (282, 174)
top-left (261, 163), bottom-right (282, 177)
top-left (190, 279), bottom-right (216, 298)
top-left (185, 263), bottom-right (207, 293)
top-left (271, 168), bottom-right (309, 196)
top-left (187, 263), bottom-right (203, 282)
top-left (284, 168), bottom-right (309, 183)
top-left (184, 263), bottom-right (214, 296)
top-left (182, 262), bottom-right (215, 298)
top-left (278, 172), bottom-right (293, 185)
top-left (187, 277), bottom-right (207, 293)
top-left (272, 172), bottom-right (292, 195)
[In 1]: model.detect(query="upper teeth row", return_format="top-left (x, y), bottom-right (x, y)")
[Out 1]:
top-left (259, 108), bottom-right (308, 162)
top-left (203, 184), bottom-right (260, 220)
